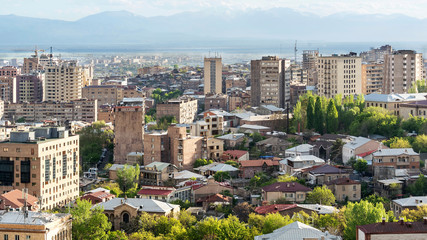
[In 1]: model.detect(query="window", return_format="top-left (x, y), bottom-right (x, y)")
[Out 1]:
top-left (353, 185), bottom-right (356, 191)
top-left (14, 236), bottom-right (18, 240)
top-left (4, 234), bottom-right (8, 240)
top-left (16, 148), bottom-right (21, 153)
top-left (3, 148), bottom-right (7, 152)
top-left (25, 236), bottom-right (30, 240)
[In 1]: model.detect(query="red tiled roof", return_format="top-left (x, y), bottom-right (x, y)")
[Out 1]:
top-left (0, 189), bottom-right (38, 209)
top-left (254, 204), bottom-right (298, 215)
top-left (82, 191), bottom-right (115, 200)
top-left (137, 189), bottom-right (174, 196)
top-left (240, 159), bottom-right (279, 167)
top-left (325, 177), bottom-right (360, 186)
top-left (262, 182), bottom-right (312, 193)
top-left (358, 221), bottom-right (427, 234)
top-left (196, 194), bottom-right (232, 203)
top-left (357, 149), bottom-right (378, 157)
top-left (222, 150), bottom-right (248, 159)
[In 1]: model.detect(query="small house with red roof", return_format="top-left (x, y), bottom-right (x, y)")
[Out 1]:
top-left (0, 189), bottom-right (38, 211)
top-left (222, 150), bottom-right (249, 161)
top-left (325, 177), bottom-right (361, 202)
top-left (239, 159), bottom-right (280, 178)
top-left (137, 186), bottom-right (176, 202)
top-left (81, 190), bottom-right (116, 204)
top-left (262, 182), bottom-right (312, 203)
top-left (196, 193), bottom-right (232, 210)
top-left (254, 204), bottom-right (298, 215)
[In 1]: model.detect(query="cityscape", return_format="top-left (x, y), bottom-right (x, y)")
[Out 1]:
top-left (1, 1), bottom-right (427, 240)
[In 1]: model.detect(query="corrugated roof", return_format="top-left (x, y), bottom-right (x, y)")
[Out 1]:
top-left (393, 196), bottom-right (427, 207)
top-left (94, 198), bottom-right (179, 213)
top-left (254, 221), bottom-right (340, 240)
top-left (372, 148), bottom-right (418, 157)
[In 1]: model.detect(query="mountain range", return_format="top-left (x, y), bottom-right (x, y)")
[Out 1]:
top-left (0, 8), bottom-right (426, 47)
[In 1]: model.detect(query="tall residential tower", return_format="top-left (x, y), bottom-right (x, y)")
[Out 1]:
top-left (204, 57), bottom-right (222, 94)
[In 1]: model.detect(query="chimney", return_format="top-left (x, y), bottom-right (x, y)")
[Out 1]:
top-left (424, 217), bottom-right (427, 224)
top-left (399, 217), bottom-right (404, 225)
top-left (381, 217), bottom-right (386, 224)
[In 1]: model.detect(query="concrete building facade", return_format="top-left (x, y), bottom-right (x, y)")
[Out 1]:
top-left (44, 61), bottom-right (84, 102)
top-left (156, 97), bottom-right (198, 124)
top-left (317, 53), bottom-right (362, 98)
top-left (362, 63), bottom-right (384, 94)
top-left (204, 57), bottom-right (222, 94)
top-left (16, 72), bottom-right (45, 103)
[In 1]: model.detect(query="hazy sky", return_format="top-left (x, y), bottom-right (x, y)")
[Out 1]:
top-left (1, 0), bottom-right (427, 21)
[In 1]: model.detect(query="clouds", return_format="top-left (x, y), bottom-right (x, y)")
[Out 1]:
top-left (0, 0), bottom-right (426, 20)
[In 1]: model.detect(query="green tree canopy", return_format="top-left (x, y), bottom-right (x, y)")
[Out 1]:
top-left (314, 96), bottom-right (324, 134)
top-left (306, 96), bottom-right (315, 130)
top-left (326, 99), bottom-right (339, 133)
top-left (117, 164), bottom-right (140, 196)
top-left (306, 186), bottom-right (336, 205)
top-left (412, 134), bottom-right (427, 152)
top-left (353, 158), bottom-right (368, 175)
top-left (193, 158), bottom-right (213, 168)
top-left (214, 171), bottom-right (231, 182)
top-left (71, 199), bottom-right (111, 240)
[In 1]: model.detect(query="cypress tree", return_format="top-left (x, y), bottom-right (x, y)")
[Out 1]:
top-left (306, 96), bottom-right (315, 130)
top-left (314, 96), bottom-right (324, 134)
top-left (326, 99), bottom-right (339, 133)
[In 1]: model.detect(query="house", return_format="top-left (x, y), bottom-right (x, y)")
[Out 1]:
top-left (254, 204), bottom-right (298, 215)
top-left (279, 155), bottom-right (325, 175)
top-left (255, 221), bottom-right (341, 240)
top-left (95, 198), bottom-right (180, 230)
top-left (0, 189), bottom-right (39, 211)
top-left (375, 179), bottom-right (403, 199)
top-left (216, 133), bottom-right (246, 149)
top-left (194, 162), bottom-right (239, 177)
top-left (221, 150), bottom-right (250, 161)
top-left (357, 219), bottom-right (427, 240)
top-left (305, 164), bottom-right (350, 185)
top-left (137, 186), bottom-right (176, 202)
top-left (193, 177), bottom-right (232, 199)
top-left (262, 182), bottom-right (312, 203)
top-left (372, 148), bottom-right (420, 179)
top-left (255, 105), bottom-right (285, 115)
top-left (81, 189), bottom-right (115, 204)
top-left (171, 186), bottom-right (194, 203)
top-left (172, 170), bottom-right (206, 185)
top-left (256, 137), bottom-right (292, 156)
top-left (196, 193), bottom-right (232, 211)
top-left (311, 141), bottom-right (333, 161)
top-left (342, 136), bottom-right (383, 164)
top-left (109, 164), bottom-right (125, 180)
top-left (285, 144), bottom-right (314, 157)
top-left (240, 159), bottom-right (280, 178)
top-left (391, 196), bottom-right (427, 217)
top-left (140, 162), bottom-right (179, 186)
top-left (239, 124), bottom-right (271, 135)
top-left (325, 177), bottom-right (361, 202)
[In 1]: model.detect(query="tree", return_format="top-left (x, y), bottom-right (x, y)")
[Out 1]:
top-left (107, 231), bottom-right (128, 240)
top-left (390, 138), bottom-right (412, 148)
top-left (326, 99), bottom-right (339, 133)
top-left (353, 158), bottom-right (368, 175)
top-left (306, 96), bottom-right (315, 130)
top-left (225, 160), bottom-right (239, 168)
top-left (188, 216), bottom-right (257, 240)
top-left (71, 199), bottom-right (111, 240)
top-left (293, 101), bottom-right (303, 132)
top-left (400, 205), bottom-right (427, 222)
top-left (250, 132), bottom-right (265, 143)
top-left (193, 158), bottom-right (213, 168)
top-left (232, 202), bottom-right (255, 222)
top-left (117, 164), bottom-right (140, 196)
top-left (330, 139), bottom-right (345, 163)
top-left (306, 186), bottom-right (336, 205)
top-left (94, 182), bottom-right (122, 196)
top-left (314, 96), bottom-right (324, 134)
top-left (248, 213), bottom-right (293, 234)
top-left (342, 200), bottom-right (388, 240)
top-left (277, 174), bottom-right (298, 183)
top-left (407, 174), bottom-right (427, 196)
top-left (363, 194), bottom-right (391, 210)
top-left (412, 134), bottom-right (427, 152)
top-left (214, 171), bottom-right (231, 182)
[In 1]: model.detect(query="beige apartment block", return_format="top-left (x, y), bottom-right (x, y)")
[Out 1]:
top-left (0, 76), bottom-right (16, 103)
top-left (302, 50), bottom-right (319, 85)
top-left (156, 97), bottom-right (198, 124)
top-left (5, 99), bottom-right (98, 123)
top-left (205, 137), bottom-right (224, 161)
top-left (204, 93), bottom-right (228, 111)
top-left (251, 56), bottom-right (290, 108)
top-left (383, 50), bottom-right (424, 94)
top-left (44, 61), bottom-right (84, 102)
top-left (317, 53), bottom-right (362, 98)
top-left (0, 128), bottom-right (79, 210)
top-left (0, 212), bottom-right (72, 240)
top-left (326, 177), bottom-right (361, 202)
top-left (204, 57), bottom-right (222, 94)
top-left (113, 106), bottom-right (145, 163)
top-left (362, 63), bottom-right (384, 94)
top-left (190, 113), bottom-right (224, 137)
top-left (143, 131), bottom-right (169, 165)
top-left (82, 85), bottom-right (144, 106)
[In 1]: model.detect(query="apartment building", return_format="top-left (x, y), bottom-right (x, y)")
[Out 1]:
top-left (0, 76), bottom-right (16, 103)
top-left (204, 93), bottom-right (228, 111)
top-left (0, 211), bottom-right (72, 240)
top-left (44, 61), bottom-right (84, 101)
top-left (5, 99), bottom-right (98, 123)
top-left (82, 85), bottom-right (144, 106)
top-left (113, 105), bottom-right (145, 164)
top-left (285, 64), bottom-right (309, 84)
top-left (302, 50), bottom-right (319, 85)
top-left (0, 127), bottom-right (79, 210)
top-left (228, 89), bottom-right (250, 111)
top-left (383, 50), bottom-right (424, 94)
top-left (0, 66), bottom-right (20, 77)
top-left (251, 56), bottom-right (290, 108)
top-left (372, 148), bottom-right (420, 172)
top-left (156, 97), bottom-right (198, 124)
top-left (15, 72), bottom-right (45, 103)
top-left (362, 63), bottom-right (384, 94)
top-left (317, 53), bottom-right (362, 98)
top-left (326, 177), bottom-right (361, 202)
top-left (360, 45), bottom-right (392, 63)
top-left (225, 76), bottom-right (246, 91)
top-left (364, 93), bottom-right (427, 116)
top-left (190, 113), bottom-right (224, 137)
top-left (204, 57), bottom-right (222, 94)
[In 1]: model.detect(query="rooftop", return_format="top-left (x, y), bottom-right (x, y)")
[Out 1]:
top-left (372, 148), bottom-right (418, 157)
top-left (94, 198), bottom-right (179, 213)
top-left (358, 221), bottom-right (427, 235)
top-left (392, 196), bottom-right (427, 207)
top-left (254, 221), bottom-right (340, 240)
top-left (240, 159), bottom-right (279, 167)
top-left (343, 136), bottom-right (372, 150)
top-left (254, 204), bottom-right (297, 215)
top-left (0, 211), bottom-right (70, 226)
top-left (262, 182), bottom-right (312, 193)
top-left (325, 177), bottom-right (360, 186)
top-left (309, 164), bottom-right (346, 175)
top-left (286, 144), bottom-right (314, 153)
top-left (216, 133), bottom-right (245, 141)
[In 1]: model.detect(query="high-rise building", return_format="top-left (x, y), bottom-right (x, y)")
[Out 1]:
top-left (156, 97), bottom-right (198, 124)
top-left (113, 100), bottom-right (145, 164)
top-left (317, 53), bottom-right (362, 98)
top-left (44, 61), bottom-right (83, 102)
top-left (0, 66), bottom-right (20, 77)
top-left (251, 56), bottom-right (290, 108)
top-left (360, 45), bottom-right (393, 64)
top-left (383, 50), bottom-right (424, 94)
top-left (0, 127), bottom-right (79, 210)
top-left (16, 72), bottom-right (45, 103)
top-left (302, 50), bottom-right (319, 85)
top-left (0, 76), bottom-right (16, 103)
top-left (204, 57), bottom-right (222, 94)
top-left (362, 63), bottom-right (384, 94)
top-left (285, 64), bottom-right (309, 84)
top-left (82, 85), bottom-right (144, 106)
